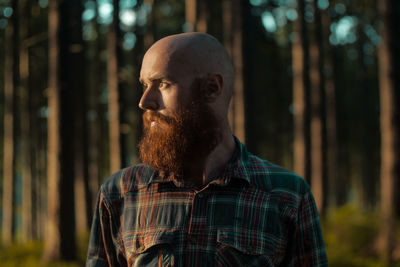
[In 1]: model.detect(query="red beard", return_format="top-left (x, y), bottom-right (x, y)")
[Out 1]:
top-left (138, 88), bottom-right (222, 175)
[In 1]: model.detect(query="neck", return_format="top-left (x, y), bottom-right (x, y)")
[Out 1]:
top-left (184, 122), bottom-right (235, 188)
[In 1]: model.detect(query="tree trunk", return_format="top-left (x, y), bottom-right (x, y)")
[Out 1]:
top-left (355, 24), bottom-right (378, 209)
top-left (292, 0), bottom-right (311, 182)
top-left (185, 0), bottom-right (196, 32)
top-left (31, 77), bottom-right (45, 241)
top-left (87, 0), bottom-right (102, 217)
top-left (36, 136), bottom-right (47, 240)
top-left (144, 0), bottom-right (156, 48)
top-left (44, 0), bottom-right (79, 261)
top-left (206, 0), bottom-right (223, 41)
top-left (309, 0), bottom-right (326, 213)
top-left (72, 0), bottom-right (89, 236)
top-left (19, 0), bottom-right (33, 242)
top-left (44, 0), bottom-right (63, 257)
top-left (108, 0), bottom-right (122, 173)
top-left (2, 0), bottom-right (18, 244)
top-left (131, 1), bottom-right (146, 163)
top-left (378, 0), bottom-right (400, 262)
top-left (185, 0), bottom-right (207, 32)
top-left (321, 9), bottom-right (341, 208)
top-left (30, 65), bottom-right (39, 241)
top-left (31, 58), bottom-right (47, 241)
top-left (222, 0), bottom-right (246, 143)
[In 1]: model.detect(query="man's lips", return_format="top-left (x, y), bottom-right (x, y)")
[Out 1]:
top-left (143, 111), bottom-right (174, 126)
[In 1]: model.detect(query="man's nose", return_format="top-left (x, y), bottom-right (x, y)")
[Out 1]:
top-left (138, 87), bottom-right (160, 111)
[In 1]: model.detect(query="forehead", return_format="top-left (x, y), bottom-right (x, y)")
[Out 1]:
top-left (140, 45), bottom-right (198, 83)
top-left (141, 49), bottom-right (182, 80)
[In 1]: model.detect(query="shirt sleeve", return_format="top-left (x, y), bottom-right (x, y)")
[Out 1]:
top-left (288, 189), bottom-right (328, 266)
top-left (86, 188), bottom-right (127, 267)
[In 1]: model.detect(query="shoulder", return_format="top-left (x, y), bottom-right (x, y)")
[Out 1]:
top-left (244, 151), bottom-right (310, 198)
top-left (99, 164), bottom-right (155, 198)
top-left (234, 138), bottom-right (310, 198)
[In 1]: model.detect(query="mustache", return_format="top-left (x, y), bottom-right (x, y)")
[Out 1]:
top-left (143, 111), bottom-right (174, 125)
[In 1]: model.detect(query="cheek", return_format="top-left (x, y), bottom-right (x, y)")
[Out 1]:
top-left (162, 92), bottom-right (185, 113)
top-left (161, 82), bottom-right (197, 112)
top-left (178, 89), bottom-right (198, 110)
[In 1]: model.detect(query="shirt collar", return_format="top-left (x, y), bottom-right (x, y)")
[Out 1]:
top-left (227, 135), bottom-right (252, 184)
top-left (146, 136), bottom-right (252, 187)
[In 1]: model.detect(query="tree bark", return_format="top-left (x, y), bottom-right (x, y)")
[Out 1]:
top-left (2, 0), bottom-right (18, 244)
top-left (321, 9), bottom-right (341, 208)
top-left (185, 0), bottom-right (197, 32)
top-left (144, 0), bottom-right (156, 48)
top-left (72, 0), bottom-right (89, 236)
top-left (378, 0), bottom-right (400, 262)
top-left (132, 1), bottom-right (146, 163)
top-left (185, 0), bottom-right (207, 32)
top-left (44, 0), bottom-right (79, 261)
top-left (309, 0), bottom-right (326, 213)
top-left (355, 23), bottom-right (378, 209)
top-left (44, 0), bottom-right (63, 257)
top-left (292, 0), bottom-right (311, 182)
top-left (87, 0), bottom-right (102, 218)
top-left (20, 0), bottom-right (33, 242)
top-left (222, 0), bottom-right (246, 143)
top-left (108, 0), bottom-right (122, 173)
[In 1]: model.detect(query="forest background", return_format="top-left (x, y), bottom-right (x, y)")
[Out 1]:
top-left (0, 0), bottom-right (399, 266)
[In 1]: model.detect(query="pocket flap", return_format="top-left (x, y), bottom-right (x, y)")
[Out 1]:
top-left (217, 229), bottom-right (285, 255)
top-left (125, 231), bottom-right (176, 255)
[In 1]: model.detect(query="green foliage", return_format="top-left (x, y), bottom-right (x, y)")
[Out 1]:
top-left (0, 234), bottom-right (89, 267)
top-left (323, 204), bottom-right (400, 267)
top-left (77, 231), bottom-right (90, 263)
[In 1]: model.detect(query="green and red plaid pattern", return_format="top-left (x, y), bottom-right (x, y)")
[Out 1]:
top-left (86, 137), bottom-right (328, 267)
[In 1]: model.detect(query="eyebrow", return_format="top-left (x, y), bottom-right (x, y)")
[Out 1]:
top-left (139, 74), bottom-right (176, 84)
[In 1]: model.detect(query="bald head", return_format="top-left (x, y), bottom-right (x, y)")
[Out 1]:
top-left (139, 33), bottom-right (237, 175)
top-left (142, 32), bottom-right (235, 107)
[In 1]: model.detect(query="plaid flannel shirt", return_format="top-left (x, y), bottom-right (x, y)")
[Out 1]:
top-left (86, 138), bottom-right (328, 267)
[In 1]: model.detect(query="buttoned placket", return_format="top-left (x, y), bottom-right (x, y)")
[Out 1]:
top-left (186, 184), bottom-right (213, 245)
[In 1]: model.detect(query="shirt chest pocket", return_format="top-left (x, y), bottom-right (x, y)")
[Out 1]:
top-left (215, 229), bottom-right (286, 266)
top-left (124, 231), bottom-right (177, 267)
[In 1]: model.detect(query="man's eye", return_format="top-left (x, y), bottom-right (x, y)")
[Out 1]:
top-left (142, 84), bottom-right (148, 91)
top-left (159, 81), bottom-right (170, 89)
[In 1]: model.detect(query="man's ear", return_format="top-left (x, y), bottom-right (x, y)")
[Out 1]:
top-left (203, 74), bottom-right (223, 102)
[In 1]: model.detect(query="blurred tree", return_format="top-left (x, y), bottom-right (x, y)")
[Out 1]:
top-left (378, 0), bottom-right (400, 262)
top-left (185, 0), bottom-right (222, 39)
top-left (310, 0), bottom-right (326, 213)
top-left (28, 3), bottom-right (49, 241)
top-left (131, 0), bottom-right (146, 161)
top-left (321, 6), bottom-right (340, 208)
top-left (144, 0), bottom-right (156, 48)
top-left (72, 0), bottom-right (89, 236)
top-left (108, 0), bottom-right (122, 173)
top-left (292, 0), bottom-right (311, 183)
top-left (222, 0), bottom-right (246, 143)
top-left (355, 21), bottom-right (378, 209)
top-left (87, 0), bottom-right (102, 215)
top-left (185, 0), bottom-right (207, 32)
top-left (19, 0), bottom-right (33, 242)
top-left (44, 0), bottom-right (79, 261)
top-left (185, 0), bottom-right (195, 31)
top-left (2, 0), bottom-right (18, 244)
top-left (44, 0), bottom-right (63, 258)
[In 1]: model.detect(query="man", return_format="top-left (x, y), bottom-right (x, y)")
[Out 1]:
top-left (86, 32), bottom-right (328, 267)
